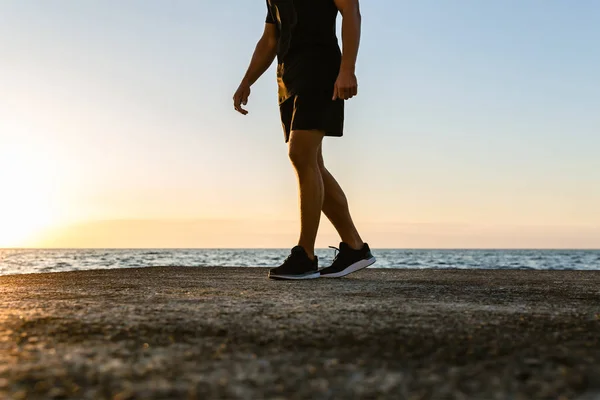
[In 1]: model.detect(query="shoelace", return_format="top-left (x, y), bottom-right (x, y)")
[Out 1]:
top-left (283, 252), bottom-right (298, 263)
top-left (328, 246), bottom-right (340, 263)
top-left (283, 248), bottom-right (309, 265)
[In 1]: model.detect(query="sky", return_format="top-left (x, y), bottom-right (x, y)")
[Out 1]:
top-left (0, 0), bottom-right (599, 249)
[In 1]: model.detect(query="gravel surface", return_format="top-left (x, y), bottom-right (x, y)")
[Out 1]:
top-left (1, 267), bottom-right (599, 399)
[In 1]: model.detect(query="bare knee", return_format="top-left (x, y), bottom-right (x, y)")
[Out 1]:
top-left (288, 130), bottom-right (324, 169)
top-left (288, 144), bottom-right (311, 168)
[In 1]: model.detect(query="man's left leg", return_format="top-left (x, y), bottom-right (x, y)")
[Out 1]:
top-left (288, 129), bottom-right (325, 259)
top-left (268, 129), bottom-right (324, 280)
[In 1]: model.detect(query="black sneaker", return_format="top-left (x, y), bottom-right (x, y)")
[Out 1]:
top-left (268, 246), bottom-right (320, 280)
top-left (319, 242), bottom-right (376, 278)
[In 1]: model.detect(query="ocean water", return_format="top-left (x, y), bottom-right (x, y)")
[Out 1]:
top-left (0, 249), bottom-right (599, 276)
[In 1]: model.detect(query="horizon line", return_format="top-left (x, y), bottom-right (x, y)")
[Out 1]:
top-left (2, 247), bottom-right (599, 251)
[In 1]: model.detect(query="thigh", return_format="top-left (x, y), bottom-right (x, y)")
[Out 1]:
top-left (288, 129), bottom-right (325, 155)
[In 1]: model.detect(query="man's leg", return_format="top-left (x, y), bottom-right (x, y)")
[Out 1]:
top-left (288, 129), bottom-right (325, 260)
top-left (318, 144), bottom-right (364, 250)
top-left (317, 144), bottom-right (376, 278)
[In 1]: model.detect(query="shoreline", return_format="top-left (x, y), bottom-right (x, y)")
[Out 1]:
top-left (1, 267), bottom-right (599, 398)
top-left (2, 248), bottom-right (599, 277)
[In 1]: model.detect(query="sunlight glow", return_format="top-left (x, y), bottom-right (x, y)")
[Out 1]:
top-left (0, 134), bottom-right (61, 247)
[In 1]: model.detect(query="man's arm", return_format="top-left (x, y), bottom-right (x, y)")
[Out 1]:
top-left (233, 24), bottom-right (278, 115)
top-left (333, 0), bottom-right (361, 100)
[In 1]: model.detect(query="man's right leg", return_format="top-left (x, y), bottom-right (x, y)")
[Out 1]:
top-left (317, 144), bottom-right (376, 278)
top-left (318, 145), bottom-right (363, 249)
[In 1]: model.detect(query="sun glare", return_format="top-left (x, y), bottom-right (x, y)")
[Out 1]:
top-left (0, 138), bottom-right (61, 248)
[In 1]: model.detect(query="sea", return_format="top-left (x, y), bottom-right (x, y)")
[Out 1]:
top-left (0, 248), bottom-right (599, 276)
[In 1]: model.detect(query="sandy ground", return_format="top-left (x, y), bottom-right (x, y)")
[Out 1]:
top-left (0, 267), bottom-right (599, 399)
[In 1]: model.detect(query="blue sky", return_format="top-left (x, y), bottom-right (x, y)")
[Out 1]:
top-left (0, 1), bottom-right (598, 248)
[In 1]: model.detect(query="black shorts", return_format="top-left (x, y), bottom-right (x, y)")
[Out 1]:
top-left (279, 93), bottom-right (344, 143)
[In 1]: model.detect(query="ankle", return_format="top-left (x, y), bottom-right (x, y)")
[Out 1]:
top-left (345, 240), bottom-right (364, 251)
top-left (298, 244), bottom-right (315, 260)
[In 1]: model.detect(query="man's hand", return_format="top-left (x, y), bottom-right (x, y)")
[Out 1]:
top-left (233, 81), bottom-right (251, 115)
top-left (333, 0), bottom-right (361, 100)
top-left (333, 68), bottom-right (358, 101)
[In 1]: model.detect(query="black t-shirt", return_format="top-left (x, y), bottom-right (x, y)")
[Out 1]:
top-left (265, 0), bottom-right (341, 103)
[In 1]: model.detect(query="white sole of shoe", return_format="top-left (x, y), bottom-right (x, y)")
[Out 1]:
top-left (268, 271), bottom-right (321, 280)
top-left (320, 257), bottom-right (376, 278)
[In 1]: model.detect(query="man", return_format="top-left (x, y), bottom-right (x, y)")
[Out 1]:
top-left (233, 0), bottom-right (375, 280)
